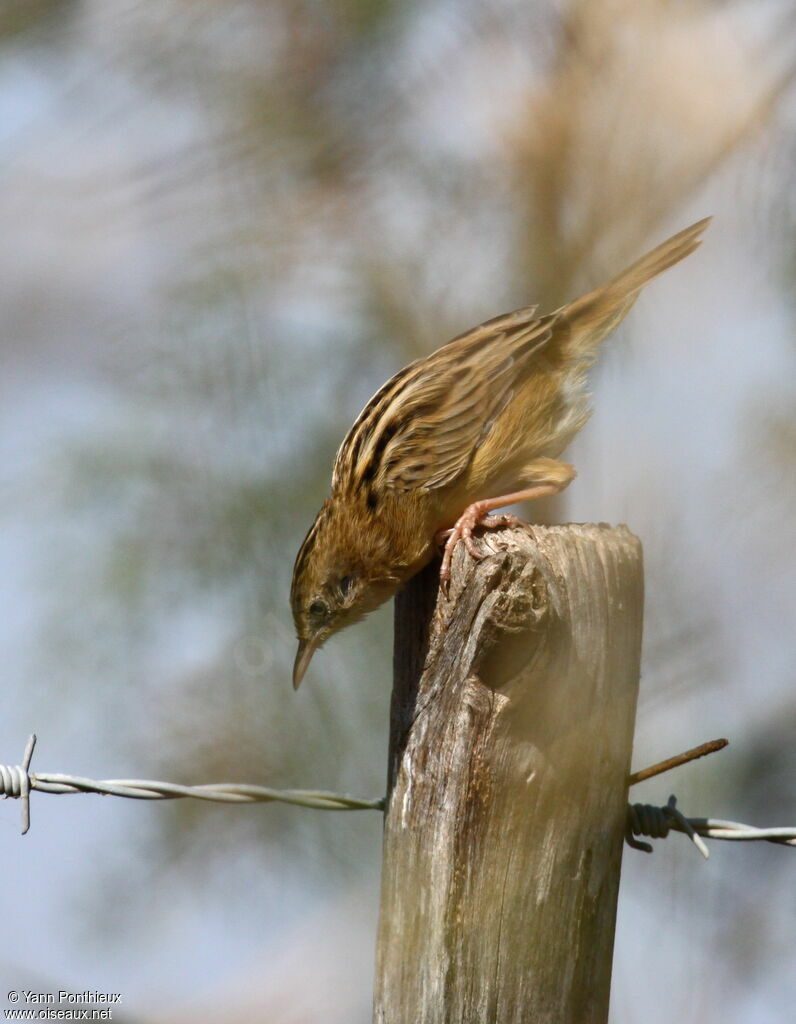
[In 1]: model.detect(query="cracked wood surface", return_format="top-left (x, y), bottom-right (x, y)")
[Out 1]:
top-left (374, 524), bottom-right (643, 1024)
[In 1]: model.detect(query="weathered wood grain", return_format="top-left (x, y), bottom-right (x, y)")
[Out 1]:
top-left (374, 524), bottom-right (643, 1024)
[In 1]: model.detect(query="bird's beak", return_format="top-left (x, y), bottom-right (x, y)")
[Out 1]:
top-left (293, 636), bottom-right (320, 690)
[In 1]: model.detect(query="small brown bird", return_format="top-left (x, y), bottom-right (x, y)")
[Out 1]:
top-left (291, 218), bottom-right (710, 688)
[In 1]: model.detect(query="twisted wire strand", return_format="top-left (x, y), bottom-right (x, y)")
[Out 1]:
top-left (0, 763), bottom-right (28, 798)
top-left (33, 774), bottom-right (385, 810)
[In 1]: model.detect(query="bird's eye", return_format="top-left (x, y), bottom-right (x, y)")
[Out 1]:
top-left (339, 575), bottom-right (355, 598)
top-left (308, 598), bottom-right (329, 622)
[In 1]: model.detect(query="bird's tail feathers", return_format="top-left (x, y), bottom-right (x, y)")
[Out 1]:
top-left (558, 217), bottom-right (711, 360)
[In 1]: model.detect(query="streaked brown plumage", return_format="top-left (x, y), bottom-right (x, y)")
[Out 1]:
top-left (291, 218), bottom-right (710, 688)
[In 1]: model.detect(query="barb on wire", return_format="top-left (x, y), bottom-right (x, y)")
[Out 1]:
top-left (626, 794), bottom-right (796, 859)
top-left (0, 735), bottom-right (384, 834)
top-left (0, 734), bottom-right (36, 835)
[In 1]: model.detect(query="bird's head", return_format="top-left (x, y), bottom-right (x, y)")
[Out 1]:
top-left (290, 500), bottom-right (403, 689)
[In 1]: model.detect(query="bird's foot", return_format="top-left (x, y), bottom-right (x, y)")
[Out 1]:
top-left (437, 504), bottom-right (524, 591)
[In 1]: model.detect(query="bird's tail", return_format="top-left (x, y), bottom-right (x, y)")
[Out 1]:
top-left (557, 217), bottom-right (711, 361)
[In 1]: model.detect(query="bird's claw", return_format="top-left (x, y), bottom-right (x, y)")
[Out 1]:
top-left (437, 506), bottom-right (528, 594)
top-left (462, 530), bottom-right (484, 561)
top-left (437, 504), bottom-right (492, 593)
top-left (481, 512), bottom-right (522, 531)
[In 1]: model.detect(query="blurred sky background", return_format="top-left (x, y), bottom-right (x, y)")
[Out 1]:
top-left (0, 1), bottom-right (794, 1022)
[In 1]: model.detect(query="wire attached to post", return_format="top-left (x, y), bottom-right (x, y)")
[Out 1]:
top-left (1, 734), bottom-right (793, 856)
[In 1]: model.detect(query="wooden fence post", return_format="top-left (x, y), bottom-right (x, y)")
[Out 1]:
top-left (373, 523), bottom-right (643, 1024)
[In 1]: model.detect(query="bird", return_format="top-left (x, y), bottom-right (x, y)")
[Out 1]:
top-left (290, 217), bottom-right (710, 689)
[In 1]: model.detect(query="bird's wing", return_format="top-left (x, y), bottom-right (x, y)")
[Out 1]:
top-left (333, 306), bottom-right (555, 495)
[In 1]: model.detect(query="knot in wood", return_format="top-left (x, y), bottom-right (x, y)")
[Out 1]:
top-left (482, 555), bottom-right (550, 635)
top-left (470, 554), bottom-right (553, 686)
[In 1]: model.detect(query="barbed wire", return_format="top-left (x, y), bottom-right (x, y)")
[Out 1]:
top-left (0, 736), bottom-right (384, 834)
top-left (1, 736), bottom-right (794, 860)
top-left (626, 795), bottom-right (796, 859)
top-left (625, 739), bottom-right (796, 858)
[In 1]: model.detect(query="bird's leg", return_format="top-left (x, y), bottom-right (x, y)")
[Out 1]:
top-left (437, 464), bottom-right (576, 588)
